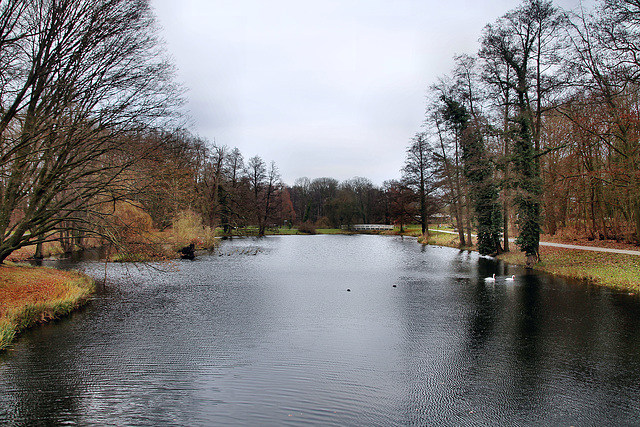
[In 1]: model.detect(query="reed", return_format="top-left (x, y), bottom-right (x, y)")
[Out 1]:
top-left (0, 321), bottom-right (15, 349)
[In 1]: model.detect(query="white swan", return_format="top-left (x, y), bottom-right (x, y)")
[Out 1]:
top-left (484, 274), bottom-right (496, 282)
top-left (505, 275), bottom-right (516, 282)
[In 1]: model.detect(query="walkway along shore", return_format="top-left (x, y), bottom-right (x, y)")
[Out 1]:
top-left (429, 229), bottom-right (640, 256)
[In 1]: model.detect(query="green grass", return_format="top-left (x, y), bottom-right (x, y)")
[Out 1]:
top-left (237, 224), bottom-right (453, 238)
top-left (498, 247), bottom-right (640, 292)
top-left (419, 229), bottom-right (640, 291)
top-left (269, 228), bottom-right (300, 235)
top-left (0, 321), bottom-right (15, 350)
top-left (419, 230), bottom-right (475, 250)
top-left (315, 228), bottom-right (345, 234)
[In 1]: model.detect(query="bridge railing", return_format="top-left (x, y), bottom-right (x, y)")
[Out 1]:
top-left (350, 224), bottom-right (395, 231)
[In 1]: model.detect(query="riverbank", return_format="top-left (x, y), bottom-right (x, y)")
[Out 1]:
top-left (0, 264), bottom-right (95, 351)
top-left (422, 230), bottom-right (640, 292)
top-left (499, 247), bottom-right (640, 292)
top-left (266, 226), bottom-right (425, 236)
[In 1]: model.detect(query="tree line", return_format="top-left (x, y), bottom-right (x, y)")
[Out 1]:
top-left (401, 0), bottom-right (640, 265)
top-left (0, 0), bottom-right (396, 262)
top-left (0, 0), bottom-right (183, 263)
top-left (2, 0), bottom-right (640, 265)
top-left (284, 0), bottom-right (640, 265)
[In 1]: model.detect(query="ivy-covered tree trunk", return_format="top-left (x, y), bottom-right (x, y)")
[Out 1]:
top-left (463, 128), bottom-right (503, 256)
top-left (512, 113), bottom-right (542, 266)
top-left (478, 0), bottom-right (563, 266)
top-left (441, 95), bottom-right (502, 255)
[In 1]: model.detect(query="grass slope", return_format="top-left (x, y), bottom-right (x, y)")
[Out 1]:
top-left (499, 247), bottom-right (640, 292)
top-left (0, 265), bottom-right (95, 351)
top-left (424, 229), bottom-right (640, 291)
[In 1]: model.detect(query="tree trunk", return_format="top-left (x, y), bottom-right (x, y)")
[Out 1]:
top-left (60, 230), bottom-right (72, 253)
top-left (633, 199), bottom-right (640, 244)
top-left (502, 92), bottom-right (510, 252)
top-left (465, 194), bottom-right (473, 246)
top-left (455, 199), bottom-right (465, 247)
top-left (34, 241), bottom-right (44, 259)
top-left (503, 199), bottom-right (510, 252)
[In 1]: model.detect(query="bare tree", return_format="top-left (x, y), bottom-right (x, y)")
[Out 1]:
top-left (309, 177), bottom-right (339, 222)
top-left (219, 147), bottom-right (245, 233)
top-left (198, 143), bottom-right (227, 228)
top-left (246, 156), bottom-right (281, 236)
top-left (384, 179), bottom-right (416, 232)
top-left (341, 177), bottom-right (375, 224)
top-left (428, 79), bottom-right (472, 246)
top-left (561, 0), bottom-right (640, 242)
top-left (0, 0), bottom-right (182, 262)
top-left (261, 161), bottom-right (282, 235)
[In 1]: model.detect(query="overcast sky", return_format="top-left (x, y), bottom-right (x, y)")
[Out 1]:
top-left (151, 0), bottom-right (591, 186)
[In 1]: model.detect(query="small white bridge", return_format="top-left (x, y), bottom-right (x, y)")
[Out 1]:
top-left (350, 224), bottom-right (395, 231)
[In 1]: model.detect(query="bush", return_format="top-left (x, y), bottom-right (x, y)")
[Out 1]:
top-left (315, 216), bottom-right (332, 229)
top-left (113, 200), bottom-right (153, 231)
top-left (297, 222), bottom-right (317, 234)
top-left (172, 210), bottom-right (218, 249)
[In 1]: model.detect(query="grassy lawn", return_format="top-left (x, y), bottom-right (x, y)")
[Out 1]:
top-left (0, 264), bottom-right (95, 351)
top-left (421, 229), bottom-right (475, 249)
top-left (498, 246), bottom-right (640, 292)
top-left (267, 228), bottom-right (346, 235)
top-left (268, 228), bottom-right (300, 235)
top-left (316, 228), bottom-right (347, 234)
top-left (267, 227), bottom-right (353, 235)
top-left (269, 225), bottom-right (447, 236)
top-left (422, 230), bottom-right (640, 291)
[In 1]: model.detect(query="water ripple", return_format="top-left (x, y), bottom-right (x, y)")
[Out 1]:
top-left (3, 235), bottom-right (640, 425)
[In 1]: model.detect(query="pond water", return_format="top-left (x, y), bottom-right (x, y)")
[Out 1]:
top-left (1, 235), bottom-right (640, 426)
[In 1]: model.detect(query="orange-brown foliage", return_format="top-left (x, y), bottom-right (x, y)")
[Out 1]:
top-left (113, 200), bottom-right (153, 231)
top-left (0, 266), bottom-right (79, 313)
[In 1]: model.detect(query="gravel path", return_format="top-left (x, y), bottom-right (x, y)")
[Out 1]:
top-left (429, 229), bottom-right (640, 256)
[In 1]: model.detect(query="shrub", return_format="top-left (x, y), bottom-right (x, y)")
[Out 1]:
top-left (173, 210), bottom-right (202, 243)
top-left (113, 200), bottom-right (153, 231)
top-left (315, 216), bottom-right (332, 229)
top-left (172, 210), bottom-right (218, 249)
top-left (298, 222), bottom-right (317, 235)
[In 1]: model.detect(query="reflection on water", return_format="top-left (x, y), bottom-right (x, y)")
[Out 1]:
top-left (2, 235), bottom-right (640, 425)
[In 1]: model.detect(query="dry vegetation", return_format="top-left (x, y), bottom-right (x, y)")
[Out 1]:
top-left (0, 265), bottom-right (95, 351)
